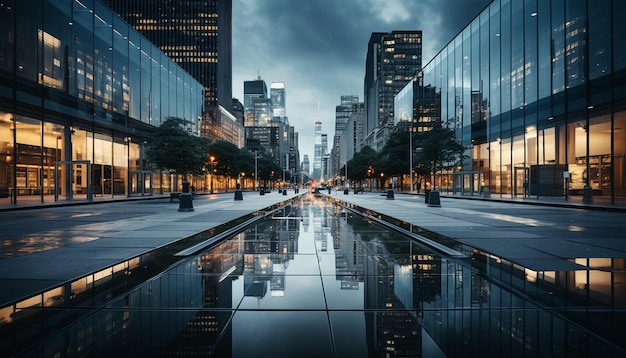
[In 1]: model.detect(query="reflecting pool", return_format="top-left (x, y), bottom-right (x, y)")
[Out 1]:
top-left (5, 197), bottom-right (625, 357)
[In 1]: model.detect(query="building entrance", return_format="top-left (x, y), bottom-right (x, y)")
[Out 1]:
top-left (54, 161), bottom-right (92, 201)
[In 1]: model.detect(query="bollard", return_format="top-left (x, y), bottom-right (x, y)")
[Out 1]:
top-left (234, 183), bottom-right (243, 201)
top-left (427, 190), bottom-right (441, 207)
top-left (424, 189), bottom-right (431, 203)
top-left (178, 181), bottom-right (194, 211)
top-left (386, 184), bottom-right (394, 200)
top-left (260, 188), bottom-right (265, 196)
top-left (583, 185), bottom-right (593, 204)
top-left (178, 193), bottom-right (194, 211)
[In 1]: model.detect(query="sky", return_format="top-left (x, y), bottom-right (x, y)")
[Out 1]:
top-left (232, 0), bottom-right (492, 164)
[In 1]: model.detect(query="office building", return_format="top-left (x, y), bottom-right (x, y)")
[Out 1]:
top-left (364, 31), bottom-right (422, 151)
top-left (332, 95), bottom-right (360, 179)
top-left (102, 0), bottom-right (241, 145)
top-left (396, 0), bottom-right (626, 203)
top-left (243, 77), bottom-right (268, 126)
top-left (312, 120), bottom-right (325, 180)
top-left (271, 82), bottom-right (286, 119)
top-left (0, 0), bottom-right (205, 204)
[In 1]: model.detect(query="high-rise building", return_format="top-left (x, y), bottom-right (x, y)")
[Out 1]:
top-left (364, 31), bottom-right (422, 149)
top-left (395, 0), bottom-right (626, 203)
top-left (102, 0), bottom-right (238, 144)
top-left (302, 155), bottom-right (310, 178)
top-left (271, 82), bottom-right (286, 119)
top-left (335, 95), bottom-right (360, 133)
top-left (333, 95), bottom-right (360, 178)
top-left (312, 120), bottom-right (324, 180)
top-left (0, 0), bottom-right (205, 204)
top-left (243, 77), bottom-right (268, 126)
top-left (252, 98), bottom-right (273, 127)
top-left (364, 32), bottom-right (387, 138)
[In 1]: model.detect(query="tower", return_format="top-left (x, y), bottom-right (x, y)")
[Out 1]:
top-left (365, 31), bottom-right (422, 134)
top-left (271, 82), bottom-right (286, 119)
top-left (103, 0), bottom-right (233, 111)
top-left (312, 105), bottom-right (324, 180)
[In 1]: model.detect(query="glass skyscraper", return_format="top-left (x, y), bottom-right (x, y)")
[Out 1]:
top-left (397, 0), bottom-right (626, 203)
top-left (0, 0), bottom-right (205, 204)
top-left (102, 0), bottom-right (232, 110)
top-left (102, 0), bottom-right (239, 145)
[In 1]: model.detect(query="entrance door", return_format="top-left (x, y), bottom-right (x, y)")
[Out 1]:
top-left (130, 170), bottom-right (153, 196)
top-left (514, 167), bottom-right (529, 197)
top-left (55, 161), bottom-right (92, 201)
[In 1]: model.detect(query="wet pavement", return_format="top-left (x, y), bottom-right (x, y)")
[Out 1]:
top-left (0, 190), bottom-right (625, 357)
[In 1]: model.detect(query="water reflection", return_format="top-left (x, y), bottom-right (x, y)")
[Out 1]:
top-left (5, 197), bottom-right (625, 357)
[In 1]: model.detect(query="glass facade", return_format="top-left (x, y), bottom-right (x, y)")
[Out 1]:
top-left (410, 0), bottom-right (626, 202)
top-left (0, 0), bottom-right (205, 204)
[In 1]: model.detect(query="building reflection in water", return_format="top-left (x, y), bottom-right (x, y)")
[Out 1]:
top-left (7, 198), bottom-right (625, 357)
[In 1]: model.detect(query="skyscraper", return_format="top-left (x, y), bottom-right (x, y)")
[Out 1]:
top-left (335, 95), bottom-right (360, 133)
top-left (333, 95), bottom-right (360, 178)
top-left (364, 31), bottom-right (422, 141)
top-left (243, 77), bottom-right (268, 126)
top-left (102, 0), bottom-right (236, 142)
top-left (312, 119), bottom-right (324, 180)
top-left (271, 82), bottom-right (286, 119)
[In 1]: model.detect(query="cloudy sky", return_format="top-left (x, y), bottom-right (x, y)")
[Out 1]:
top-left (232, 0), bottom-right (492, 163)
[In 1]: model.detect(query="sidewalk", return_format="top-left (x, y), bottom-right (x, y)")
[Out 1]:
top-left (1, 189), bottom-right (624, 314)
top-left (0, 190), bottom-right (303, 309)
top-left (329, 190), bottom-right (626, 274)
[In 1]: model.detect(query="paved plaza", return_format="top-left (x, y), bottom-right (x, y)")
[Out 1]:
top-left (0, 190), bottom-right (625, 309)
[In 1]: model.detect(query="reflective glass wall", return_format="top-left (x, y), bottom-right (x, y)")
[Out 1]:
top-left (0, 0), bottom-right (204, 204)
top-left (416, 0), bottom-right (626, 202)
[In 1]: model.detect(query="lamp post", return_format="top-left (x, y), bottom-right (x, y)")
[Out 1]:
top-left (343, 162), bottom-right (349, 194)
top-left (209, 155), bottom-right (215, 194)
top-left (254, 149), bottom-right (258, 192)
top-left (409, 131), bottom-right (414, 193)
top-left (124, 136), bottom-right (131, 197)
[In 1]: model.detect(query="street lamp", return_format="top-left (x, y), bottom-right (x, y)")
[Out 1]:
top-left (254, 149), bottom-right (258, 192)
top-left (209, 155), bottom-right (216, 194)
top-left (409, 131), bottom-right (414, 193)
top-left (124, 136), bottom-right (131, 197)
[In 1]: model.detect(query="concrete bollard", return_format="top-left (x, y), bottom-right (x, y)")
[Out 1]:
top-left (427, 191), bottom-right (441, 207)
top-left (234, 183), bottom-right (243, 201)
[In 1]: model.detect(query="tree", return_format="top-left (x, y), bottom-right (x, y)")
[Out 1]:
top-left (414, 121), bottom-right (466, 190)
top-left (347, 146), bottom-right (378, 186)
top-left (379, 131), bottom-right (411, 190)
top-left (256, 154), bottom-right (281, 187)
top-left (208, 141), bottom-right (243, 179)
top-left (145, 117), bottom-right (211, 179)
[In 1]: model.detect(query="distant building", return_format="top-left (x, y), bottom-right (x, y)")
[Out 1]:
top-left (271, 82), bottom-right (286, 119)
top-left (243, 77), bottom-right (269, 126)
top-left (364, 31), bottom-right (422, 150)
top-left (312, 120), bottom-right (325, 180)
top-left (302, 155), bottom-right (310, 178)
top-left (333, 95), bottom-right (361, 177)
top-left (232, 99), bottom-right (245, 126)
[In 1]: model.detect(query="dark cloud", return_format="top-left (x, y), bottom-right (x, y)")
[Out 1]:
top-left (233, 0), bottom-right (492, 162)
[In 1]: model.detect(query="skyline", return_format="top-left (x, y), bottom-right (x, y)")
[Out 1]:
top-left (232, 0), bottom-right (492, 165)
